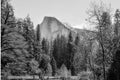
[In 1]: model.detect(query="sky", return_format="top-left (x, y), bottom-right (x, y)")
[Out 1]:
top-left (11, 0), bottom-right (120, 29)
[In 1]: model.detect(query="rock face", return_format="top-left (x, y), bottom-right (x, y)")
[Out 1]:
top-left (40, 16), bottom-right (72, 41)
top-left (38, 16), bottom-right (96, 42)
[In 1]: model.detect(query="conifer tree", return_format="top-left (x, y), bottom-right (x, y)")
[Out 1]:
top-left (42, 38), bottom-right (49, 54)
top-left (36, 24), bottom-right (41, 41)
top-left (67, 32), bottom-right (76, 75)
top-left (114, 9), bottom-right (120, 36)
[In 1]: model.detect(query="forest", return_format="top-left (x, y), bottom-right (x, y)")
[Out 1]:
top-left (1, 0), bottom-right (120, 80)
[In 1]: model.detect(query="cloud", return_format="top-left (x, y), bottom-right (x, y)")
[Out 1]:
top-left (73, 22), bottom-right (97, 31)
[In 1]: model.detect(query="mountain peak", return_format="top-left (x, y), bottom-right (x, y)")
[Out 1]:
top-left (40, 16), bottom-right (71, 40)
top-left (43, 16), bottom-right (59, 23)
top-left (38, 16), bottom-right (96, 42)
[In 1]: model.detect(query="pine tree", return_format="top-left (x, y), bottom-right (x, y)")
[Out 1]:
top-left (1, 0), bottom-right (15, 26)
top-left (67, 32), bottom-right (76, 75)
top-left (50, 56), bottom-right (57, 76)
top-left (36, 24), bottom-right (41, 41)
top-left (41, 38), bottom-right (49, 54)
top-left (49, 42), bottom-right (57, 76)
top-left (52, 35), bottom-right (62, 68)
top-left (114, 9), bottom-right (120, 36)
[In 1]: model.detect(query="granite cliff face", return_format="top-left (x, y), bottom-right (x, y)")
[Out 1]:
top-left (39, 16), bottom-right (73, 41)
top-left (38, 16), bottom-right (96, 42)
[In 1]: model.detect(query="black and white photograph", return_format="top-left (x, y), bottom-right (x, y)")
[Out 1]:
top-left (1, 0), bottom-right (120, 80)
